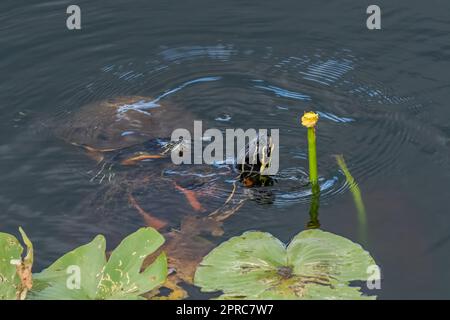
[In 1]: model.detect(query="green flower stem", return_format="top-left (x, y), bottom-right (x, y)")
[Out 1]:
top-left (307, 127), bottom-right (318, 186)
top-left (301, 112), bottom-right (320, 229)
top-left (335, 155), bottom-right (368, 244)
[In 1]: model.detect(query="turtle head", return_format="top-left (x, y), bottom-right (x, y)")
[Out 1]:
top-left (236, 133), bottom-right (276, 187)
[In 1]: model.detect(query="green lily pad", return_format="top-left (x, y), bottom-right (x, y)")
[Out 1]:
top-left (30, 227), bottom-right (167, 300)
top-left (194, 229), bottom-right (379, 299)
top-left (0, 227), bottom-right (33, 300)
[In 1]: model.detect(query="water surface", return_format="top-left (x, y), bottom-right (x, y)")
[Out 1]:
top-left (1, 0), bottom-right (450, 299)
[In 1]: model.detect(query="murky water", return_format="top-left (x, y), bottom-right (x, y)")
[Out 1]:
top-left (1, 0), bottom-right (450, 299)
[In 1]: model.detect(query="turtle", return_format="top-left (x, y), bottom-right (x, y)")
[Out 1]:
top-left (54, 96), bottom-right (276, 298)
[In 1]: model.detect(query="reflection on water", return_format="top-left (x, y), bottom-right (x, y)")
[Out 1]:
top-left (1, 0), bottom-right (450, 299)
top-left (306, 183), bottom-right (321, 230)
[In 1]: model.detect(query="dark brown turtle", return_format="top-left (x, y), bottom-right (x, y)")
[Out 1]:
top-left (56, 96), bottom-right (193, 148)
top-left (55, 96), bottom-right (275, 298)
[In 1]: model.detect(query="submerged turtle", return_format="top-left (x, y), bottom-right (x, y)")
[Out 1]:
top-left (55, 96), bottom-right (276, 298)
top-left (54, 96), bottom-right (194, 160)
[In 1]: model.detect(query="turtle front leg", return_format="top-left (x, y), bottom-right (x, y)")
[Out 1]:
top-left (121, 153), bottom-right (165, 165)
top-left (174, 182), bottom-right (206, 213)
top-left (128, 193), bottom-right (168, 230)
top-left (70, 142), bottom-right (118, 164)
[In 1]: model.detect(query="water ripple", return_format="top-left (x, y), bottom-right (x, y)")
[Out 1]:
top-left (34, 45), bottom-right (448, 212)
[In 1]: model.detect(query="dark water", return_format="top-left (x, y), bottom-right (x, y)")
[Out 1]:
top-left (1, 0), bottom-right (450, 299)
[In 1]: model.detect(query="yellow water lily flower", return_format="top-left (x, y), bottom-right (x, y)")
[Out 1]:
top-left (301, 111), bottom-right (319, 128)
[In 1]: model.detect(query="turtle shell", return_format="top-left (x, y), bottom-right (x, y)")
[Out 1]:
top-left (55, 96), bottom-right (194, 150)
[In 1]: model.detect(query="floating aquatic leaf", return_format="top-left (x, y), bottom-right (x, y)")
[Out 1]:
top-left (194, 229), bottom-right (378, 299)
top-left (30, 227), bottom-right (167, 300)
top-left (0, 227), bottom-right (34, 300)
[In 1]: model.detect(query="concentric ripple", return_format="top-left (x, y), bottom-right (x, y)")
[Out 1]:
top-left (42, 44), bottom-right (448, 210)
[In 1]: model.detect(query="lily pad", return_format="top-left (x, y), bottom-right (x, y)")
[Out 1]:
top-left (194, 229), bottom-right (379, 299)
top-left (0, 227), bottom-right (33, 300)
top-left (30, 227), bottom-right (167, 300)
